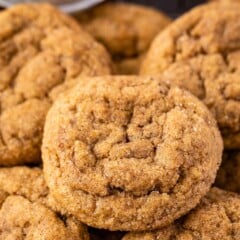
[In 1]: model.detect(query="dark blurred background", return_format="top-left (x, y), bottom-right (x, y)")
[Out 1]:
top-left (114, 0), bottom-right (207, 17)
top-left (0, 0), bottom-right (208, 15)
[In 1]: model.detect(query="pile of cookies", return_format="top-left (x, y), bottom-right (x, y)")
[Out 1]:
top-left (0, 1), bottom-right (240, 239)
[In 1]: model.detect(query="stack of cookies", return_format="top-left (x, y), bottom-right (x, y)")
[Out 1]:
top-left (0, 1), bottom-right (239, 239)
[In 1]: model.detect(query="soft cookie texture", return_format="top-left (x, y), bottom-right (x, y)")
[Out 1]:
top-left (0, 195), bottom-right (89, 240)
top-left (0, 166), bottom-right (48, 202)
top-left (123, 188), bottom-right (240, 240)
top-left (75, 2), bottom-right (171, 74)
top-left (0, 3), bottom-right (111, 166)
top-left (42, 76), bottom-right (222, 231)
top-left (0, 167), bottom-right (89, 240)
top-left (215, 151), bottom-right (240, 193)
top-left (141, 2), bottom-right (240, 149)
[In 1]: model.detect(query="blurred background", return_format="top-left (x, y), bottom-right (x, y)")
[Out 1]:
top-left (0, 0), bottom-right (208, 15)
top-left (115, 0), bottom-right (206, 17)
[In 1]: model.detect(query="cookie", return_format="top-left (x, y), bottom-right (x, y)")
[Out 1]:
top-left (0, 166), bottom-right (90, 239)
top-left (0, 166), bottom-right (48, 202)
top-left (123, 188), bottom-right (240, 240)
top-left (141, 2), bottom-right (240, 149)
top-left (0, 166), bottom-right (67, 213)
top-left (75, 2), bottom-right (171, 74)
top-left (42, 75), bottom-right (222, 231)
top-left (0, 195), bottom-right (89, 240)
top-left (215, 151), bottom-right (240, 193)
top-left (0, 3), bottom-right (112, 166)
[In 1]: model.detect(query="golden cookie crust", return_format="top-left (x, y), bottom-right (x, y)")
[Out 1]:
top-left (42, 75), bottom-right (222, 231)
top-left (141, 2), bottom-right (240, 149)
top-left (123, 188), bottom-right (240, 240)
top-left (0, 3), bottom-right (111, 166)
top-left (215, 151), bottom-right (240, 193)
top-left (75, 2), bottom-right (171, 75)
top-left (0, 195), bottom-right (89, 240)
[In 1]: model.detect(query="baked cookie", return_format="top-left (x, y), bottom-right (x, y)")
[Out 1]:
top-left (123, 188), bottom-right (240, 240)
top-left (42, 75), bottom-right (222, 231)
top-left (215, 151), bottom-right (240, 193)
top-left (75, 2), bottom-right (171, 74)
top-left (0, 195), bottom-right (89, 240)
top-left (0, 166), bottom-right (48, 202)
top-left (141, 2), bottom-right (240, 149)
top-left (0, 166), bottom-right (90, 239)
top-left (0, 3), bottom-right (111, 166)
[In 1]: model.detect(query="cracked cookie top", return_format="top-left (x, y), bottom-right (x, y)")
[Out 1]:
top-left (0, 195), bottom-right (89, 240)
top-left (42, 75), bottom-right (222, 231)
top-left (0, 3), bottom-right (112, 166)
top-left (215, 151), bottom-right (240, 193)
top-left (141, 2), bottom-right (240, 149)
top-left (123, 188), bottom-right (240, 240)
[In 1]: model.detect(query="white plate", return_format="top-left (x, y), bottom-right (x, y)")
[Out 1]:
top-left (0, 0), bottom-right (104, 13)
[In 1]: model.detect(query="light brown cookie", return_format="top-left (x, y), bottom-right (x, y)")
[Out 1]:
top-left (0, 166), bottom-right (48, 202)
top-left (123, 188), bottom-right (240, 240)
top-left (141, 2), bottom-right (240, 149)
top-left (42, 75), bottom-right (223, 231)
top-left (0, 166), bottom-right (89, 239)
top-left (0, 3), bottom-right (111, 166)
top-left (75, 2), bottom-right (171, 74)
top-left (0, 195), bottom-right (89, 240)
top-left (215, 151), bottom-right (240, 193)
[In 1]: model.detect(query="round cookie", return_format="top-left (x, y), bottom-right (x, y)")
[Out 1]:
top-left (0, 3), bottom-right (111, 166)
top-left (42, 75), bottom-right (223, 231)
top-left (141, 2), bottom-right (240, 149)
top-left (75, 2), bottom-right (171, 74)
top-left (123, 188), bottom-right (240, 240)
top-left (215, 151), bottom-right (240, 193)
top-left (0, 195), bottom-right (89, 240)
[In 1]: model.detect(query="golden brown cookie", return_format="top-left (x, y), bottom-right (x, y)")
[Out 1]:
top-left (0, 3), bottom-right (111, 166)
top-left (123, 188), bottom-right (240, 240)
top-left (42, 75), bottom-right (223, 231)
top-left (0, 166), bottom-right (48, 202)
top-left (141, 2), bottom-right (240, 149)
top-left (75, 2), bottom-right (171, 74)
top-left (0, 166), bottom-right (90, 239)
top-left (0, 166), bottom-right (68, 213)
top-left (215, 151), bottom-right (240, 193)
top-left (0, 195), bottom-right (89, 240)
